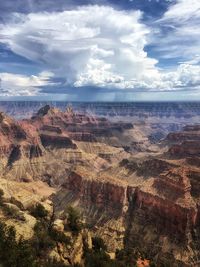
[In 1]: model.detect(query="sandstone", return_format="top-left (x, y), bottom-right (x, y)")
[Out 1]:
top-left (49, 249), bottom-right (62, 263)
top-left (83, 229), bottom-right (92, 250)
top-left (53, 219), bottom-right (65, 232)
top-left (5, 212), bottom-right (36, 240)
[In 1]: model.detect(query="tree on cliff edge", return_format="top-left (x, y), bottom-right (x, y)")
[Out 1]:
top-left (66, 206), bottom-right (83, 233)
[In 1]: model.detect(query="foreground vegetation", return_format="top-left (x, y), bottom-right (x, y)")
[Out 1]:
top-left (0, 191), bottom-right (158, 266)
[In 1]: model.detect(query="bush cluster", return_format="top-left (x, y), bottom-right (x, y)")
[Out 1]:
top-left (0, 188), bottom-right (4, 205)
top-left (0, 222), bottom-right (36, 267)
top-left (65, 206), bottom-right (83, 234)
top-left (0, 200), bottom-right (157, 267)
top-left (84, 237), bottom-right (127, 267)
top-left (30, 203), bottom-right (48, 219)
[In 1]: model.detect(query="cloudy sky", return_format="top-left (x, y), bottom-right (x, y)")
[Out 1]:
top-left (0, 0), bottom-right (200, 101)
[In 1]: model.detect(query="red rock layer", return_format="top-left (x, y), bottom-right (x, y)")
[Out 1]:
top-left (167, 125), bottom-right (200, 157)
top-left (63, 171), bottom-right (127, 214)
top-left (135, 189), bottom-right (197, 235)
top-left (59, 166), bottom-right (198, 238)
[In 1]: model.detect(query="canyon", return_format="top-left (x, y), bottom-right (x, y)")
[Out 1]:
top-left (0, 102), bottom-right (200, 266)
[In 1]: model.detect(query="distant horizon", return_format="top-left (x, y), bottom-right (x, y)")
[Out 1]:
top-left (1, 100), bottom-right (200, 103)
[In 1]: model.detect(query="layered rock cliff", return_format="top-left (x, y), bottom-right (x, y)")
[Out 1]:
top-left (1, 106), bottom-right (200, 266)
top-left (167, 124), bottom-right (200, 157)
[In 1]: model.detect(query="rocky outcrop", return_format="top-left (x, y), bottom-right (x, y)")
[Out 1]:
top-left (68, 132), bottom-right (96, 142)
top-left (55, 166), bottom-right (198, 239)
top-left (167, 132), bottom-right (200, 142)
top-left (40, 133), bottom-right (77, 149)
top-left (7, 143), bottom-right (43, 166)
top-left (183, 125), bottom-right (200, 131)
top-left (155, 168), bottom-right (191, 196)
top-left (137, 159), bottom-right (175, 177)
top-left (124, 168), bottom-right (199, 266)
top-left (0, 112), bottom-right (27, 141)
top-left (28, 105), bottom-right (133, 144)
top-left (35, 104), bottom-right (60, 117)
top-left (7, 145), bottom-right (22, 166)
top-left (169, 141), bottom-right (200, 157)
top-left (40, 125), bottom-right (62, 134)
top-left (61, 171), bottom-right (128, 218)
top-left (140, 169), bottom-right (194, 234)
top-left (51, 161), bottom-right (200, 266)
top-left (167, 124), bottom-right (200, 158)
top-left (0, 112), bottom-right (44, 164)
top-left (29, 144), bottom-right (43, 159)
top-left (120, 158), bottom-right (175, 177)
top-left (186, 156), bottom-right (200, 167)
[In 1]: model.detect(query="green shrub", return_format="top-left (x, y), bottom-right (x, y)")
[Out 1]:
top-left (3, 205), bottom-right (15, 216)
top-left (49, 228), bottom-right (71, 245)
top-left (32, 221), bottom-right (55, 255)
top-left (85, 250), bottom-right (116, 267)
top-left (92, 237), bottom-right (107, 252)
top-left (0, 189), bottom-right (4, 205)
top-left (2, 205), bottom-right (25, 221)
top-left (115, 248), bottom-right (136, 267)
top-left (65, 206), bottom-right (83, 233)
top-left (16, 238), bottom-right (37, 267)
top-left (44, 261), bottom-right (82, 267)
top-left (30, 203), bottom-right (48, 219)
top-left (0, 222), bottom-right (37, 267)
top-left (45, 260), bottom-right (66, 267)
top-left (84, 236), bottom-right (123, 267)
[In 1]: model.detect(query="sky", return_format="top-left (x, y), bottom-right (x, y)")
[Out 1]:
top-left (0, 0), bottom-right (200, 101)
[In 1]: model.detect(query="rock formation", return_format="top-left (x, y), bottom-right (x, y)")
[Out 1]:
top-left (1, 105), bottom-right (200, 266)
top-left (167, 125), bottom-right (200, 157)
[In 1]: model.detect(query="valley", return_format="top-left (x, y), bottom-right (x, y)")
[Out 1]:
top-left (0, 102), bottom-right (200, 266)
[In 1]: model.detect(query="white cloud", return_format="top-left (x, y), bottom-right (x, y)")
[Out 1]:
top-left (162, 64), bottom-right (200, 89)
top-left (161, 0), bottom-right (200, 23)
top-left (0, 4), bottom-right (200, 96)
top-left (121, 63), bottom-right (200, 91)
top-left (0, 71), bottom-right (54, 96)
top-left (154, 0), bottom-right (200, 60)
top-left (0, 6), bottom-right (160, 90)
